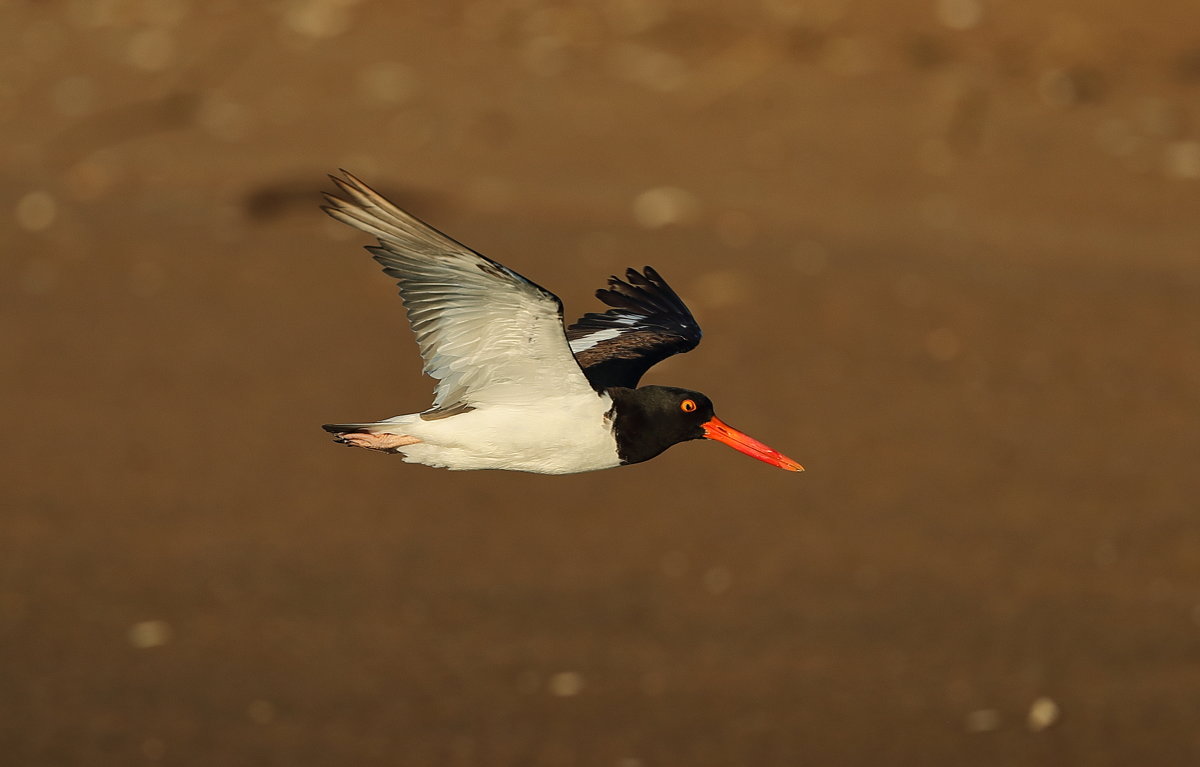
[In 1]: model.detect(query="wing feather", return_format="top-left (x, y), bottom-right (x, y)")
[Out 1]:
top-left (323, 171), bottom-right (595, 408)
top-left (567, 267), bottom-right (702, 389)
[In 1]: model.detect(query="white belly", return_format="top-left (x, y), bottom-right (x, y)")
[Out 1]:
top-left (384, 392), bottom-right (620, 474)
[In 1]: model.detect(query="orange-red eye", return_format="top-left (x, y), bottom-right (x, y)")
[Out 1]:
top-left (681, 399), bottom-right (697, 413)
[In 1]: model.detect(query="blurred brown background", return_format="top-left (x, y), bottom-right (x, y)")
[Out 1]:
top-left (4, 1), bottom-right (1200, 764)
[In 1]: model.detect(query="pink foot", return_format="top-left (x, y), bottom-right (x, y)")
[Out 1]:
top-left (341, 432), bottom-right (422, 451)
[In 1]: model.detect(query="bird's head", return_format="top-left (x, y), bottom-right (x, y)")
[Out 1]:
top-left (611, 385), bottom-right (803, 471)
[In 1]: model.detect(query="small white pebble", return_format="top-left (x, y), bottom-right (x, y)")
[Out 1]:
top-left (632, 186), bottom-right (698, 229)
top-left (1027, 696), bottom-right (1060, 731)
top-left (548, 671), bottom-right (585, 697)
top-left (935, 0), bottom-right (984, 30)
top-left (284, 0), bottom-right (354, 39)
top-left (128, 619), bottom-right (172, 649)
top-left (1164, 141), bottom-right (1200, 179)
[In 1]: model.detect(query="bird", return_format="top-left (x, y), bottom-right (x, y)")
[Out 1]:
top-left (320, 171), bottom-right (803, 475)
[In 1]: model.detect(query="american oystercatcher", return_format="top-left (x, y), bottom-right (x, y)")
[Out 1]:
top-left (321, 172), bottom-right (803, 475)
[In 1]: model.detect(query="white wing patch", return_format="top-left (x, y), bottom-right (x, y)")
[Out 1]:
top-left (569, 328), bottom-right (621, 354)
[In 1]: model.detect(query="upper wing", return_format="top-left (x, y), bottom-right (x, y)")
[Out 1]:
top-left (566, 267), bottom-right (702, 390)
top-left (323, 171), bottom-right (595, 409)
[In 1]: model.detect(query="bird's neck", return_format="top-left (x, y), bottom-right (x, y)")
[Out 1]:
top-left (607, 387), bottom-right (675, 466)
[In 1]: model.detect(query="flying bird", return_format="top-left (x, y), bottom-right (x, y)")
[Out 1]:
top-left (321, 172), bottom-right (803, 475)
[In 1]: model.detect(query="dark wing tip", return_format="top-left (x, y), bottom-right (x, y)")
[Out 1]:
top-left (625, 267), bottom-right (648, 286)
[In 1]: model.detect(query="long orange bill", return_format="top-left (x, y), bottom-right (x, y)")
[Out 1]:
top-left (702, 417), bottom-right (804, 472)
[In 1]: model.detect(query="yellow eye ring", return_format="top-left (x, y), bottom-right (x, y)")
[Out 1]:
top-left (681, 399), bottom-right (697, 413)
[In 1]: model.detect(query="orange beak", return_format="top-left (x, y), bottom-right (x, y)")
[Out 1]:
top-left (701, 417), bottom-right (804, 472)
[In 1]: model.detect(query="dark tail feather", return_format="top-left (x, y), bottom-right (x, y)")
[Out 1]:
top-left (324, 423), bottom-right (370, 433)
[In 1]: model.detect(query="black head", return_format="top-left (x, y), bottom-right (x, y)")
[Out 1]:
top-left (608, 385), bottom-right (803, 471)
top-left (609, 386), bottom-right (713, 465)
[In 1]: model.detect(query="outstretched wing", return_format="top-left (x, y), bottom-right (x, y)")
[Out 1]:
top-left (566, 267), bottom-right (702, 390)
top-left (323, 171), bottom-right (595, 409)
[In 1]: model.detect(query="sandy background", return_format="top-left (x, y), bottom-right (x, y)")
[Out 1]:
top-left (4, 1), bottom-right (1200, 764)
